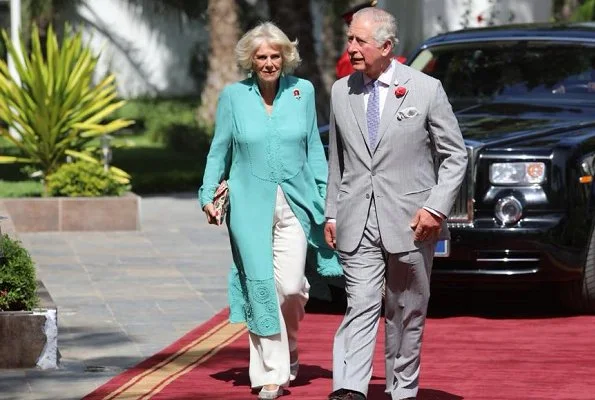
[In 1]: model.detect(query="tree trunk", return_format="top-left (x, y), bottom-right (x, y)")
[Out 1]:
top-left (267, 0), bottom-right (330, 124)
top-left (196, 0), bottom-right (242, 125)
top-left (553, 0), bottom-right (580, 21)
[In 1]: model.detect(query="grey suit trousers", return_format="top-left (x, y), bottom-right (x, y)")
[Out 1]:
top-left (332, 198), bottom-right (434, 400)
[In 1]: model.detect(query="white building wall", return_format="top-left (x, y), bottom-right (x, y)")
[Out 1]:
top-left (68, 0), bottom-right (207, 98)
top-left (378, 0), bottom-right (553, 57)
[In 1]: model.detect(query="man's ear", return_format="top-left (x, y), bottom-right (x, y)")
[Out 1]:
top-left (381, 40), bottom-right (393, 56)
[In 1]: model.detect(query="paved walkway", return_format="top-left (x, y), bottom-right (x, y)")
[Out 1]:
top-left (0, 193), bottom-right (232, 400)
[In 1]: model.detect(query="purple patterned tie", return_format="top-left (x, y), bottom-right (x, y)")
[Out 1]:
top-left (367, 79), bottom-right (380, 150)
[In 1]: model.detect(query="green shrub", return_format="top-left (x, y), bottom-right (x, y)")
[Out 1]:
top-left (0, 234), bottom-right (38, 311)
top-left (46, 161), bottom-right (130, 197)
top-left (147, 102), bottom-right (198, 143)
top-left (131, 170), bottom-right (204, 194)
top-left (112, 98), bottom-right (199, 142)
top-left (162, 122), bottom-right (212, 155)
top-left (572, 0), bottom-right (595, 21)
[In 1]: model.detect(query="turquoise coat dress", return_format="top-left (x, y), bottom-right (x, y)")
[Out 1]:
top-left (199, 75), bottom-right (342, 337)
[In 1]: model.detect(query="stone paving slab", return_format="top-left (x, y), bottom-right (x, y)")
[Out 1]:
top-left (0, 193), bottom-right (232, 400)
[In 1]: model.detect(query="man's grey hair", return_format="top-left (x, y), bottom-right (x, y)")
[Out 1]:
top-left (352, 7), bottom-right (399, 49)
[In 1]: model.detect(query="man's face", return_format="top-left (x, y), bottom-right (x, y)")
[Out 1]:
top-left (347, 17), bottom-right (391, 78)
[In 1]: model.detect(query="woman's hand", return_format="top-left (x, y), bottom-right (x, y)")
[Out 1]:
top-left (203, 203), bottom-right (220, 225)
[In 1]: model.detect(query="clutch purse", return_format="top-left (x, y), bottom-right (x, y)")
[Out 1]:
top-left (213, 180), bottom-right (229, 225)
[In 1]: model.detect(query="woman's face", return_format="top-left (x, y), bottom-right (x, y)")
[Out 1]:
top-left (252, 42), bottom-right (283, 85)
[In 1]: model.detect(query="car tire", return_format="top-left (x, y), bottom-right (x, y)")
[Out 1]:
top-left (563, 230), bottom-right (595, 314)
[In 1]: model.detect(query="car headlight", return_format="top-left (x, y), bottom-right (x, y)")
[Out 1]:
top-left (489, 162), bottom-right (545, 185)
top-left (495, 195), bottom-right (523, 225)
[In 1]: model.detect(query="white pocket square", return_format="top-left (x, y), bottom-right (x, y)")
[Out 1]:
top-left (397, 107), bottom-right (420, 120)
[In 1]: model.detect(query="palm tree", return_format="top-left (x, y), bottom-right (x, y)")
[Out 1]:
top-left (196, 0), bottom-right (242, 125)
top-left (267, 0), bottom-right (330, 124)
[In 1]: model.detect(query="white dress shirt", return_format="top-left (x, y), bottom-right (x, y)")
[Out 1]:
top-left (363, 59), bottom-right (396, 115)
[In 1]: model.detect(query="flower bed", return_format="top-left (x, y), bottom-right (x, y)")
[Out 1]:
top-left (0, 234), bottom-right (58, 369)
top-left (0, 193), bottom-right (141, 232)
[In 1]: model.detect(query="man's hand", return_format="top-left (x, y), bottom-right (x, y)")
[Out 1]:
top-left (324, 221), bottom-right (337, 249)
top-left (410, 208), bottom-right (442, 242)
top-left (203, 203), bottom-right (221, 225)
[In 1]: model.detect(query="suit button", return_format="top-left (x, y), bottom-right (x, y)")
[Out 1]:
top-left (365, 194), bottom-right (370, 199)
top-left (371, 171), bottom-right (376, 176)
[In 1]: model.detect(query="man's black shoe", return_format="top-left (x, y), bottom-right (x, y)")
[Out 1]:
top-left (344, 391), bottom-right (366, 400)
top-left (328, 389), bottom-right (348, 400)
top-left (328, 388), bottom-right (366, 400)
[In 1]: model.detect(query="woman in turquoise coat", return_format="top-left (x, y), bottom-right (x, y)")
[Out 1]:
top-left (199, 22), bottom-right (341, 399)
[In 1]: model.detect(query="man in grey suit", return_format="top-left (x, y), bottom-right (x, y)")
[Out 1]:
top-left (324, 7), bottom-right (467, 400)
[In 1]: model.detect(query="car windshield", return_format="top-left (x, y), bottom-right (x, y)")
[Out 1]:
top-left (410, 41), bottom-right (595, 104)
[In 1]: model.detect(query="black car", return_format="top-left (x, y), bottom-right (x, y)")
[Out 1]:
top-left (402, 23), bottom-right (595, 313)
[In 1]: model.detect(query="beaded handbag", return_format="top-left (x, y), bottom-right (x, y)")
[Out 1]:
top-left (213, 180), bottom-right (229, 225)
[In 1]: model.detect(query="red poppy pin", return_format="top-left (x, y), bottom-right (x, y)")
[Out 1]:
top-left (293, 89), bottom-right (301, 100)
top-left (395, 86), bottom-right (407, 98)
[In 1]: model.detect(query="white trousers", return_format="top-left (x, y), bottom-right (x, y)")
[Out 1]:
top-left (249, 186), bottom-right (310, 388)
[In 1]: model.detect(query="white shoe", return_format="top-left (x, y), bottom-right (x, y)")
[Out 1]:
top-left (258, 386), bottom-right (283, 399)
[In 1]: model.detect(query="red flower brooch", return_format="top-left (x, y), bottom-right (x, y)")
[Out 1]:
top-left (395, 86), bottom-right (407, 98)
top-left (293, 89), bottom-right (301, 100)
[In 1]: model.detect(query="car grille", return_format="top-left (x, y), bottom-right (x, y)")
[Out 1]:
top-left (448, 146), bottom-right (474, 226)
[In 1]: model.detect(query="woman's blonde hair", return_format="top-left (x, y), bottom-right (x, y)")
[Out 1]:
top-left (235, 22), bottom-right (301, 74)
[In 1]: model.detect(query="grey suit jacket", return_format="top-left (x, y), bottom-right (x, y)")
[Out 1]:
top-left (325, 62), bottom-right (468, 254)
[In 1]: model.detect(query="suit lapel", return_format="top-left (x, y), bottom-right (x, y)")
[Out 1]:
top-left (374, 63), bottom-right (411, 152)
top-left (347, 73), bottom-right (372, 155)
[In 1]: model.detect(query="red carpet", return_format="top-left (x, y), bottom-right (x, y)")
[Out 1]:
top-left (84, 306), bottom-right (595, 400)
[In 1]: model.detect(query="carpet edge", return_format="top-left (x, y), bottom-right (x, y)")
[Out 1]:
top-left (82, 308), bottom-right (233, 400)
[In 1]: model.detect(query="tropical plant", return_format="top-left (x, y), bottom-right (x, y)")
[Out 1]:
top-left (0, 234), bottom-right (39, 312)
top-left (0, 24), bottom-right (133, 185)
